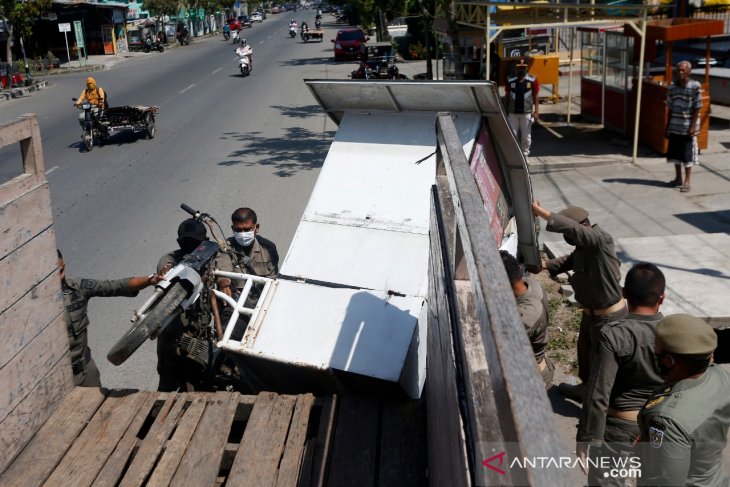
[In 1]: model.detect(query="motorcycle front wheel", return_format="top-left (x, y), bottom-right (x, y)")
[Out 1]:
top-left (83, 130), bottom-right (93, 151)
top-left (107, 282), bottom-right (187, 366)
top-left (143, 44), bottom-right (151, 53)
top-left (158, 45), bottom-right (165, 52)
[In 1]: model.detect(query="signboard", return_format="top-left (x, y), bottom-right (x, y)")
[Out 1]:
top-left (73, 20), bottom-right (85, 49)
top-left (112, 8), bottom-right (124, 24)
top-left (468, 126), bottom-right (510, 246)
top-left (58, 23), bottom-right (71, 33)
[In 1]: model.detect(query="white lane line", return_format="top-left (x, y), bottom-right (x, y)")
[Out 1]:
top-left (180, 84), bottom-right (195, 94)
top-left (45, 166), bottom-right (58, 175)
top-left (259, 41), bottom-right (264, 44)
top-left (267, 35), bottom-right (272, 39)
top-left (212, 67), bottom-right (222, 74)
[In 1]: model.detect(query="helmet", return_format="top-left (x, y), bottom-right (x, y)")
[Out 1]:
top-left (177, 218), bottom-right (207, 241)
top-left (241, 38), bottom-right (247, 46)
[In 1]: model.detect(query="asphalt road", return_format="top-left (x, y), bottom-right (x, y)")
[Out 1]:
top-left (1, 13), bottom-right (355, 390)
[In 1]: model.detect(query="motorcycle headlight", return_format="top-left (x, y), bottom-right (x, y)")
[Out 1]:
top-left (82, 103), bottom-right (91, 109)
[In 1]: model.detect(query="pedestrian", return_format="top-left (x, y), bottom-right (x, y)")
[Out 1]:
top-left (638, 314), bottom-right (728, 486)
top-left (665, 60), bottom-right (701, 193)
top-left (576, 263), bottom-right (666, 485)
top-left (58, 249), bottom-right (163, 386)
top-left (500, 251), bottom-right (553, 387)
top-left (504, 58), bottom-right (540, 157)
top-left (531, 201), bottom-right (626, 402)
top-left (155, 218), bottom-right (212, 392)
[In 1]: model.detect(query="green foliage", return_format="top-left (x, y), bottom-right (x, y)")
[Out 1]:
top-left (142, 0), bottom-right (178, 18)
top-left (0, 0), bottom-right (52, 39)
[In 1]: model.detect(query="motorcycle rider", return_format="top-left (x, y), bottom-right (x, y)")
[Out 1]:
top-left (235, 38), bottom-right (253, 71)
top-left (156, 219), bottom-right (216, 392)
top-left (301, 20), bottom-right (309, 32)
top-left (74, 76), bottom-right (106, 127)
top-left (223, 23), bottom-right (231, 40)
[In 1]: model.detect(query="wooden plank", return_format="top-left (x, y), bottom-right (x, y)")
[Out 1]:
top-left (43, 391), bottom-right (153, 487)
top-left (0, 273), bottom-right (62, 369)
top-left (146, 397), bottom-right (207, 487)
top-left (426, 186), bottom-right (470, 487)
top-left (326, 395), bottom-right (380, 487)
top-left (93, 393), bottom-right (161, 487)
top-left (119, 394), bottom-right (188, 487)
top-left (0, 184), bottom-right (53, 260)
top-left (0, 115), bottom-right (33, 148)
top-left (228, 392), bottom-right (297, 485)
top-left (169, 393), bottom-right (239, 487)
top-left (378, 398), bottom-right (427, 487)
top-left (0, 227), bottom-right (58, 313)
top-left (297, 439), bottom-right (317, 487)
top-left (276, 394), bottom-right (315, 487)
top-left (0, 312), bottom-right (69, 424)
top-left (0, 173), bottom-right (37, 210)
top-left (0, 387), bottom-right (105, 487)
top-left (18, 114), bottom-right (46, 177)
top-left (309, 396), bottom-right (337, 487)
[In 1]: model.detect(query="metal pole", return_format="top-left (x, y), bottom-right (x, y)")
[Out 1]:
top-left (486, 8), bottom-right (491, 81)
top-left (64, 32), bottom-right (71, 65)
top-left (632, 18), bottom-right (647, 164)
top-left (601, 32), bottom-right (606, 126)
top-left (567, 28), bottom-right (575, 125)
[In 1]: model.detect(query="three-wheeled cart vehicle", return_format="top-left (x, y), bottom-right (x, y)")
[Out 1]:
top-left (350, 41), bottom-right (405, 79)
top-left (78, 104), bottom-right (159, 151)
top-left (301, 28), bottom-right (324, 42)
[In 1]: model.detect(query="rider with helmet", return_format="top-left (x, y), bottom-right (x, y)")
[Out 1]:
top-left (235, 38), bottom-right (253, 71)
top-left (75, 77), bottom-right (106, 127)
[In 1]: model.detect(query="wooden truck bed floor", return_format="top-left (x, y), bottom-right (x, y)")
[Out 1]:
top-left (0, 388), bottom-right (425, 487)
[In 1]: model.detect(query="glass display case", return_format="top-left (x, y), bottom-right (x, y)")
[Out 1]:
top-left (604, 31), bottom-right (634, 90)
top-left (580, 30), bottom-right (603, 83)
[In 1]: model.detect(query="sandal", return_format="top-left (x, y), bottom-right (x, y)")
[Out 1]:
top-left (666, 179), bottom-right (682, 187)
top-left (680, 185), bottom-right (691, 193)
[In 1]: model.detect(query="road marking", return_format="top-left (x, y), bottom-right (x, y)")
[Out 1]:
top-left (45, 165), bottom-right (58, 175)
top-left (259, 41), bottom-right (264, 44)
top-left (180, 84), bottom-right (195, 94)
top-left (537, 121), bottom-right (563, 139)
top-left (212, 67), bottom-right (222, 74)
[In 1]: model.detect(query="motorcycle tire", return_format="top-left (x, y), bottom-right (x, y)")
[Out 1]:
top-left (107, 282), bottom-right (187, 366)
top-left (143, 45), bottom-right (151, 53)
top-left (83, 131), bottom-right (93, 151)
top-left (145, 113), bottom-right (156, 139)
top-left (158, 45), bottom-right (165, 52)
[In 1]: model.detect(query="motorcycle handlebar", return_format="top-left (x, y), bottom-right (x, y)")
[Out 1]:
top-left (180, 203), bottom-right (199, 217)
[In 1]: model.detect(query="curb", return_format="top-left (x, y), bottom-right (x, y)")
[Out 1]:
top-left (527, 157), bottom-right (632, 173)
top-left (1, 80), bottom-right (50, 100)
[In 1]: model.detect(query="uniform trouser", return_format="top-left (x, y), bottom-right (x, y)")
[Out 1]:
top-left (587, 417), bottom-right (640, 486)
top-left (74, 346), bottom-right (101, 387)
top-left (577, 305), bottom-right (628, 384)
top-left (507, 113), bottom-right (533, 156)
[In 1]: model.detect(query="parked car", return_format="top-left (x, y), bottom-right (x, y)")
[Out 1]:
top-left (271, 6), bottom-right (281, 13)
top-left (251, 12), bottom-right (263, 22)
top-left (332, 28), bottom-right (369, 61)
top-left (238, 15), bottom-right (252, 28)
top-left (227, 17), bottom-right (241, 31)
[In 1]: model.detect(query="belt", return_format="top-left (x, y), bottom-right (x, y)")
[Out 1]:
top-left (583, 298), bottom-right (625, 317)
top-left (607, 407), bottom-right (639, 422)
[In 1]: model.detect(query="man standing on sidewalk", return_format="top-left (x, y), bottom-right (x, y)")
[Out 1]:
top-left (576, 263), bottom-right (666, 485)
top-left (504, 58), bottom-right (539, 157)
top-left (531, 202), bottom-right (626, 402)
top-left (665, 60), bottom-right (701, 193)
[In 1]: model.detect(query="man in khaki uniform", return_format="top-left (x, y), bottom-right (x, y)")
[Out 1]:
top-left (59, 250), bottom-right (162, 386)
top-left (531, 202), bottom-right (626, 402)
top-left (215, 207), bottom-right (278, 340)
top-left (638, 314), bottom-right (730, 486)
top-left (577, 263), bottom-right (666, 485)
top-left (500, 251), bottom-right (553, 387)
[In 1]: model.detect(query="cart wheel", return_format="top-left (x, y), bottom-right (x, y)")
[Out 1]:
top-left (145, 113), bottom-right (156, 139)
top-left (83, 131), bottom-right (93, 151)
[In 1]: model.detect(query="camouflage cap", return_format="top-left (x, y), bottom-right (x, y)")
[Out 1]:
top-left (656, 314), bottom-right (717, 357)
top-left (558, 206), bottom-right (589, 223)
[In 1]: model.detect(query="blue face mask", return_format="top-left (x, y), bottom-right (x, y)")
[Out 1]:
top-left (234, 230), bottom-right (255, 247)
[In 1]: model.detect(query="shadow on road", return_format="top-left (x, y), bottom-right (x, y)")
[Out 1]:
top-left (279, 56), bottom-right (334, 66)
top-left (218, 126), bottom-right (333, 177)
top-left (270, 104), bottom-right (322, 118)
top-left (602, 178), bottom-right (670, 188)
top-left (547, 384), bottom-right (581, 419)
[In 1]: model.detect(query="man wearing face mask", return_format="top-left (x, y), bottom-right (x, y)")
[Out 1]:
top-left (638, 314), bottom-right (729, 486)
top-left (531, 201), bottom-right (625, 402)
top-left (576, 263), bottom-right (666, 485)
top-left (214, 208), bottom-right (279, 341)
top-left (155, 218), bottom-right (212, 391)
top-left (504, 58), bottom-right (539, 157)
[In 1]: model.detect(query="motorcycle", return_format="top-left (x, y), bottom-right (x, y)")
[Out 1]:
top-left (350, 60), bottom-right (402, 80)
top-left (107, 204), bottom-right (274, 377)
top-left (289, 22), bottom-right (297, 38)
top-left (300, 23), bottom-right (309, 41)
top-left (177, 30), bottom-right (191, 46)
top-left (143, 36), bottom-right (165, 53)
top-left (72, 98), bottom-right (107, 152)
top-left (315, 18), bottom-right (321, 29)
top-left (223, 26), bottom-right (231, 41)
top-left (236, 44), bottom-right (253, 77)
top-left (232, 29), bottom-right (240, 44)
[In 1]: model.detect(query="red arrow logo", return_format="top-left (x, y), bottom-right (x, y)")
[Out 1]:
top-left (482, 451), bottom-right (507, 475)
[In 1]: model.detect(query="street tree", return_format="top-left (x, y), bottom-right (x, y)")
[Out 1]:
top-left (1, 0), bottom-right (52, 63)
top-left (142, 0), bottom-right (177, 40)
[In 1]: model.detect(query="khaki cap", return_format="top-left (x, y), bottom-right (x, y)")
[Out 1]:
top-left (656, 314), bottom-right (717, 357)
top-left (558, 206), bottom-right (589, 223)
